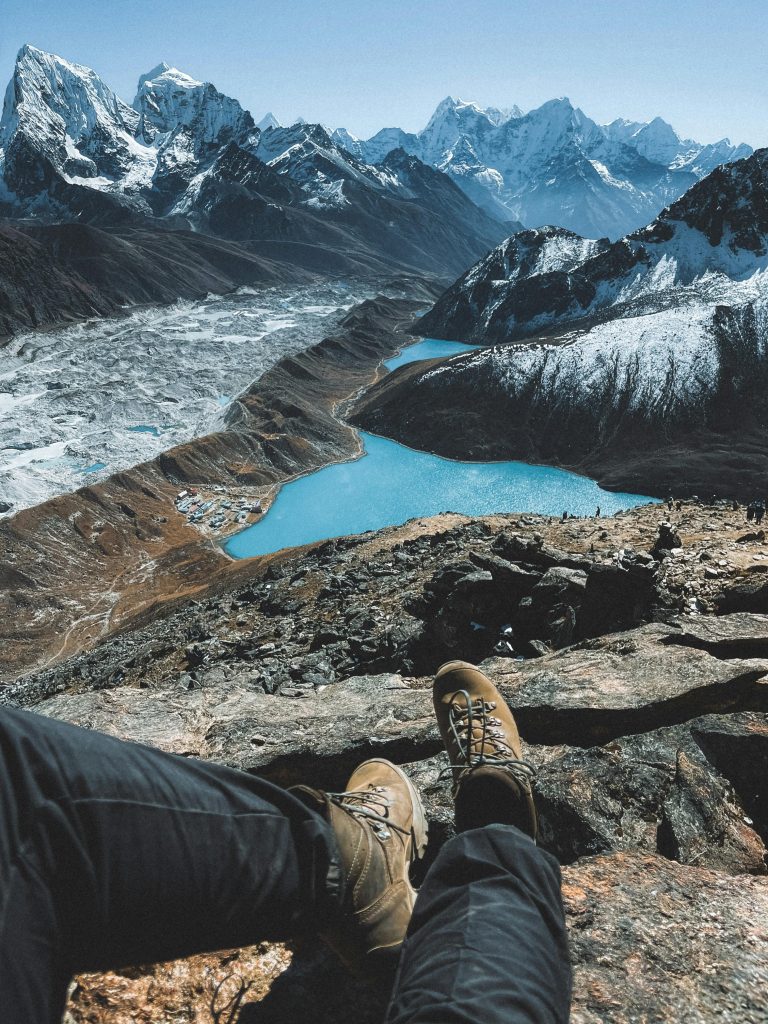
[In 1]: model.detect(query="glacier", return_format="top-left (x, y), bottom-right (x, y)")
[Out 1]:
top-left (0, 280), bottom-right (369, 512)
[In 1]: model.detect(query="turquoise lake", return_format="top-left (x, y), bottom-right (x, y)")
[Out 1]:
top-left (224, 337), bottom-right (656, 559)
top-left (384, 338), bottom-right (480, 370)
top-left (128, 425), bottom-right (162, 436)
top-left (225, 432), bottom-right (655, 559)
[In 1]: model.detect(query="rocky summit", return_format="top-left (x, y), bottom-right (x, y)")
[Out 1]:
top-left (7, 499), bottom-right (768, 1022)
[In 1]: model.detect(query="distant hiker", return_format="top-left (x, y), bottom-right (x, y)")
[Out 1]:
top-left (0, 667), bottom-right (572, 1024)
top-left (756, 503), bottom-right (765, 526)
top-left (562, 511), bottom-right (568, 522)
top-left (595, 506), bottom-right (601, 518)
top-left (675, 500), bottom-right (683, 511)
top-left (666, 495), bottom-right (674, 510)
top-left (747, 503), bottom-right (756, 522)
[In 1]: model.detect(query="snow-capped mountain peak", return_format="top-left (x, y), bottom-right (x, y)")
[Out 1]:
top-left (352, 95), bottom-right (753, 240)
top-left (0, 43), bottom-right (144, 196)
top-left (256, 111), bottom-right (281, 131)
top-left (485, 105), bottom-right (524, 126)
top-left (133, 63), bottom-right (252, 145)
top-left (423, 95), bottom-right (503, 136)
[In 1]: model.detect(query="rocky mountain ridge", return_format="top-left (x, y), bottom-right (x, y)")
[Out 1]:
top-left (334, 95), bottom-right (752, 238)
top-left (0, 45), bottom-right (507, 286)
top-left (352, 147), bottom-right (768, 499)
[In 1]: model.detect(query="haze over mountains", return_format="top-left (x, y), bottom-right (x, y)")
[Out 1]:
top-left (334, 97), bottom-right (752, 239)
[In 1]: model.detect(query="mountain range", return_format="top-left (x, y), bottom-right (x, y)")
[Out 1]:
top-left (351, 146), bottom-right (768, 499)
top-left (0, 44), bottom-right (509, 309)
top-left (334, 97), bottom-right (752, 239)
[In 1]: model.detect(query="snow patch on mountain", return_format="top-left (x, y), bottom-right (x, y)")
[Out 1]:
top-left (424, 301), bottom-right (724, 414)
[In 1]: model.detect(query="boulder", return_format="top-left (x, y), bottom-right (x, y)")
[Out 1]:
top-left (483, 619), bottom-right (768, 745)
top-left (578, 560), bottom-right (658, 638)
top-left (691, 712), bottom-right (768, 840)
top-left (671, 613), bottom-right (768, 658)
top-left (35, 674), bottom-right (441, 788)
top-left (716, 576), bottom-right (768, 614)
top-left (564, 853), bottom-right (768, 1023)
top-left (651, 522), bottom-right (683, 557)
top-left (536, 728), bottom-right (767, 873)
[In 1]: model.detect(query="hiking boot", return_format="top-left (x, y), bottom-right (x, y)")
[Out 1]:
top-left (293, 758), bottom-right (428, 982)
top-left (433, 660), bottom-right (537, 838)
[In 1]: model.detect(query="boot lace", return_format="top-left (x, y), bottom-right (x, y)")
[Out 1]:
top-left (327, 785), bottom-right (410, 841)
top-left (438, 689), bottom-right (536, 789)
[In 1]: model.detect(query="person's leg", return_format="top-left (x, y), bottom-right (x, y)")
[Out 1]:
top-left (384, 660), bottom-right (572, 1024)
top-left (384, 824), bottom-right (571, 1024)
top-left (0, 705), bottom-right (341, 1023)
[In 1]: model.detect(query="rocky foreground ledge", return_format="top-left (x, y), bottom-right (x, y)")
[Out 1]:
top-left (6, 502), bottom-right (767, 1021)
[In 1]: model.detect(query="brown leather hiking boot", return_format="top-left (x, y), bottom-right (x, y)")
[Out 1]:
top-left (433, 660), bottom-right (538, 838)
top-left (293, 758), bottom-right (428, 982)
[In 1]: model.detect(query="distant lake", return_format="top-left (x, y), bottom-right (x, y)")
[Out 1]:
top-left (225, 430), bottom-right (656, 559)
top-left (384, 338), bottom-right (480, 370)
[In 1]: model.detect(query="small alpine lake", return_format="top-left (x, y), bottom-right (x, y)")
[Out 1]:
top-left (224, 430), bottom-right (657, 559)
top-left (384, 337), bottom-right (480, 370)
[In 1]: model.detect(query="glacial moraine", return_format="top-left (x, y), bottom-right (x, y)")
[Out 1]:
top-left (0, 280), bottom-right (370, 513)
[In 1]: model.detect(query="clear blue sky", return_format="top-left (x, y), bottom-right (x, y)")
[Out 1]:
top-left (2, 0), bottom-right (766, 145)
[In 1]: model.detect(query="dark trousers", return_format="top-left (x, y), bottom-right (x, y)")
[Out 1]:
top-left (384, 827), bottom-right (571, 1023)
top-left (0, 707), bottom-right (570, 1024)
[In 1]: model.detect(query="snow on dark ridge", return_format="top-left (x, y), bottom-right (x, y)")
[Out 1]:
top-left (352, 149), bottom-right (768, 498)
top-left (253, 122), bottom-right (394, 198)
top-left (635, 148), bottom-right (768, 252)
top-left (422, 302), bottom-right (724, 417)
top-left (352, 288), bottom-right (768, 497)
top-left (420, 149), bottom-right (768, 344)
